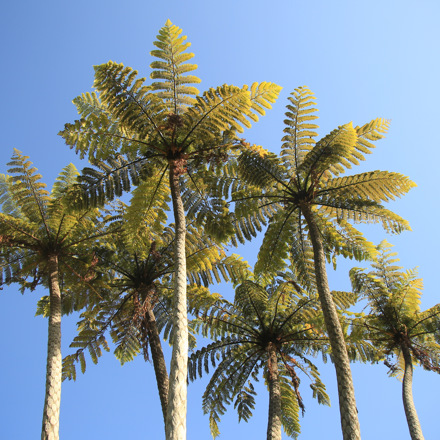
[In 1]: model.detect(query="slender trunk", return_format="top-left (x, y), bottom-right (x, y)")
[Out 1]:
top-left (41, 255), bottom-right (62, 440)
top-left (165, 162), bottom-right (188, 440)
top-left (144, 305), bottom-right (169, 425)
top-left (401, 343), bottom-right (425, 440)
top-left (267, 343), bottom-right (282, 440)
top-left (302, 205), bottom-right (361, 440)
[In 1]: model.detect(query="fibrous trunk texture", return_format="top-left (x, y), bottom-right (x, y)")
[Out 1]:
top-left (165, 163), bottom-right (188, 440)
top-left (401, 344), bottom-right (425, 440)
top-left (267, 343), bottom-right (282, 440)
top-left (302, 205), bottom-right (361, 440)
top-left (41, 255), bottom-right (62, 440)
top-left (144, 305), bottom-right (169, 425)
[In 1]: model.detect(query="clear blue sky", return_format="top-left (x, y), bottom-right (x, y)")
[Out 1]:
top-left (1, 1), bottom-right (439, 439)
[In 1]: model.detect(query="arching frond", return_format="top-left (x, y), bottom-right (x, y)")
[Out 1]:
top-left (6, 149), bottom-right (51, 227)
top-left (299, 122), bottom-right (357, 178)
top-left (321, 171), bottom-right (416, 204)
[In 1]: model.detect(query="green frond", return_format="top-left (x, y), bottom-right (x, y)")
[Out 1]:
top-left (255, 209), bottom-right (298, 276)
top-left (93, 61), bottom-right (167, 142)
top-left (279, 377), bottom-right (301, 438)
top-left (6, 149), bottom-right (51, 225)
top-left (313, 211), bottom-right (378, 263)
top-left (59, 92), bottom-right (149, 162)
top-left (0, 174), bottom-right (22, 217)
top-left (185, 85), bottom-right (253, 137)
top-left (354, 118), bottom-right (390, 161)
top-left (51, 163), bottom-right (80, 198)
top-left (281, 86), bottom-right (319, 171)
top-left (150, 20), bottom-right (201, 110)
top-left (331, 290), bottom-right (358, 310)
top-left (322, 170), bottom-right (416, 204)
top-left (69, 154), bottom-right (158, 209)
top-left (123, 166), bottom-right (170, 241)
top-left (234, 381), bottom-right (257, 422)
top-left (237, 150), bottom-right (285, 189)
top-left (299, 122), bottom-right (358, 178)
top-left (246, 82), bottom-right (282, 121)
top-left (234, 280), bottom-right (268, 319)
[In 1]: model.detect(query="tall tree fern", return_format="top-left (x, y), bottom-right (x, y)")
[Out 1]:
top-left (224, 86), bottom-right (415, 439)
top-left (350, 241), bottom-right (440, 440)
top-left (62, 214), bottom-right (250, 430)
top-left (59, 20), bottom-right (281, 440)
top-left (0, 150), bottom-right (115, 440)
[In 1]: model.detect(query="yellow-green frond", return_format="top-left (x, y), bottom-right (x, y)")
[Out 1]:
top-left (150, 20), bottom-right (201, 110)
top-left (246, 82), bottom-right (282, 121)
top-left (299, 122), bottom-right (357, 178)
top-left (281, 86), bottom-right (319, 170)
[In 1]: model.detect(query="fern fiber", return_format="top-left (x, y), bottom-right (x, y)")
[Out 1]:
top-left (301, 204), bottom-right (361, 440)
top-left (401, 344), bottom-right (425, 440)
top-left (41, 255), bottom-right (62, 440)
top-left (165, 161), bottom-right (188, 440)
top-left (267, 343), bottom-right (282, 440)
top-left (143, 292), bottom-right (169, 425)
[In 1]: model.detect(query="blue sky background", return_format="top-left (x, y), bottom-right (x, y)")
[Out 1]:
top-left (1, 1), bottom-right (439, 439)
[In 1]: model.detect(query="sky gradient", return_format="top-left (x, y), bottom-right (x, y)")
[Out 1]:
top-left (1, 1), bottom-right (439, 439)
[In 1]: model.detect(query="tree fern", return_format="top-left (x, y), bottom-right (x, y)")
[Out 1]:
top-left (227, 86), bottom-right (415, 440)
top-left (59, 20), bottom-right (280, 440)
top-left (350, 241), bottom-right (440, 440)
top-left (189, 276), bottom-right (331, 439)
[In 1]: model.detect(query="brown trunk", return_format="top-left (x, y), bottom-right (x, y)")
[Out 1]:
top-left (41, 255), bottom-right (62, 440)
top-left (302, 205), bottom-right (361, 440)
top-left (144, 305), bottom-right (169, 425)
top-left (267, 343), bottom-right (282, 440)
top-left (165, 161), bottom-right (188, 440)
top-left (401, 343), bottom-right (425, 440)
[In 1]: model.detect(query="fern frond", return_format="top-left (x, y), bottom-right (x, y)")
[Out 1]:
top-left (184, 85), bottom-right (253, 138)
top-left (93, 61), bottom-right (167, 143)
top-left (281, 86), bottom-right (319, 171)
top-left (246, 81), bottom-right (282, 121)
top-left (150, 19), bottom-right (201, 110)
top-left (321, 171), bottom-right (416, 203)
top-left (299, 122), bottom-right (357, 178)
top-left (6, 150), bottom-right (51, 226)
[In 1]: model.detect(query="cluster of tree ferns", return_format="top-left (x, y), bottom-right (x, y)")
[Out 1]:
top-left (1, 20), bottom-right (439, 440)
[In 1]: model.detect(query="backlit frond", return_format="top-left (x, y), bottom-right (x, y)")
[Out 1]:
top-left (150, 19), bottom-right (201, 110)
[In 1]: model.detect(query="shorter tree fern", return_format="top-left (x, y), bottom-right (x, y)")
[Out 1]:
top-left (0, 150), bottom-right (114, 440)
top-left (189, 276), bottom-right (331, 440)
top-left (350, 241), bottom-right (440, 440)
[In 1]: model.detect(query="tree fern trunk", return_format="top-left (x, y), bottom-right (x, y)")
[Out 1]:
top-left (267, 344), bottom-right (282, 440)
top-left (144, 306), bottom-right (169, 426)
top-left (41, 255), bottom-right (62, 440)
top-left (165, 162), bottom-right (188, 440)
top-left (301, 205), bottom-right (361, 440)
top-left (401, 344), bottom-right (425, 440)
